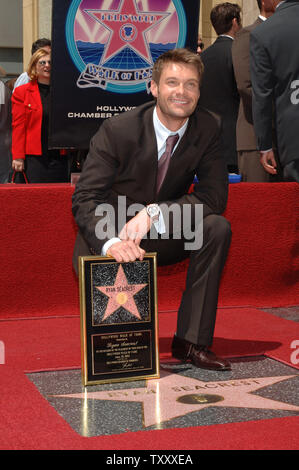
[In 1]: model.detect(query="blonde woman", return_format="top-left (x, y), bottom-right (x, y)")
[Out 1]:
top-left (12, 48), bottom-right (68, 182)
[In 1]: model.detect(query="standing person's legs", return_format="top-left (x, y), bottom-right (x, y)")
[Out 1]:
top-left (283, 159), bottom-right (299, 182)
top-left (238, 150), bottom-right (271, 182)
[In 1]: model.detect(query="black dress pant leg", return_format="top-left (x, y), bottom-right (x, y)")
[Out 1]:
top-left (283, 159), bottom-right (299, 182)
top-left (176, 214), bottom-right (231, 347)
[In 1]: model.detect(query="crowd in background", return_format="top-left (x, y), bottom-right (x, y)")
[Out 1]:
top-left (0, 0), bottom-right (298, 184)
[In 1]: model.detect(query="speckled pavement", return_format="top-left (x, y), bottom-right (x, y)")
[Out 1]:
top-left (25, 306), bottom-right (299, 438)
top-left (27, 355), bottom-right (299, 437)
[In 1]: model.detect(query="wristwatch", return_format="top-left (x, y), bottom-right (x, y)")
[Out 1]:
top-left (146, 204), bottom-right (160, 223)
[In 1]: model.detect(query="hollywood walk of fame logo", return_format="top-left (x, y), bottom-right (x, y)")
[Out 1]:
top-left (66, 0), bottom-right (186, 93)
top-left (92, 262), bottom-right (150, 325)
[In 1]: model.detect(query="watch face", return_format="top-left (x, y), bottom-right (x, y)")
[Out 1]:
top-left (148, 205), bottom-right (159, 217)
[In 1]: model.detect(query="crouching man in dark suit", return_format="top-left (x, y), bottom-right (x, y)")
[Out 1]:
top-left (72, 49), bottom-right (232, 371)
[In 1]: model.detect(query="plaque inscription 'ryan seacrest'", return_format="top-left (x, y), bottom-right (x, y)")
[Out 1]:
top-left (79, 254), bottom-right (159, 385)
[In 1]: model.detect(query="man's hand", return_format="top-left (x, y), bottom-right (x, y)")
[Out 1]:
top-left (119, 208), bottom-right (152, 246)
top-left (107, 208), bottom-right (153, 262)
top-left (260, 150), bottom-right (277, 174)
top-left (12, 159), bottom-right (25, 172)
top-left (106, 240), bottom-right (145, 263)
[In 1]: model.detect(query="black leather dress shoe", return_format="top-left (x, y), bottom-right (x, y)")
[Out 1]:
top-left (171, 335), bottom-right (231, 371)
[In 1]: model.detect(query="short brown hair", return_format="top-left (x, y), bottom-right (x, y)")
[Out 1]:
top-left (152, 48), bottom-right (204, 86)
top-left (27, 48), bottom-right (51, 81)
top-left (31, 38), bottom-right (51, 55)
top-left (210, 3), bottom-right (241, 35)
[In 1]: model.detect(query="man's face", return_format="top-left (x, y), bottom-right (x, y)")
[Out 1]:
top-left (150, 62), bottom-right (200, 129)
top-left (232, 15), bottom-right (242, 34)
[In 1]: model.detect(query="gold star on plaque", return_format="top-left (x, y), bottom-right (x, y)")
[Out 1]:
top-left (96, 264), bottom-right (147, 321)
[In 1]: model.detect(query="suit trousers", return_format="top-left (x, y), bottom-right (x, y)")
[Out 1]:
top-left (238, 149), bottom-right (283, 182)
top-left (283, 159), bottom-right (299, 183)
top-left (73, 214), bottom-right (232, 348)
top-left (238, 150), bottom-right (271, 182)
top-left (141, 214), bottom-right (232, 348)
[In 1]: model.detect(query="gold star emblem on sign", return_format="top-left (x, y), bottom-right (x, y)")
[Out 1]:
top-left (96, 264), bottom-right (147, 321)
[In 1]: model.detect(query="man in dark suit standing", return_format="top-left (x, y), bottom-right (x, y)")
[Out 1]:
top-left (250, 0), bottom-right (299, 182)
top-left (232, 0), bottom-right (278, 182)
top-left (198, 3), bottom-right (241, 173)
top-left (72, 49), bottom-right (232, 371)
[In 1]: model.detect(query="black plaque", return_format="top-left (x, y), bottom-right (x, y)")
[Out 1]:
top-left (79, 254), bottom-right (159, 385)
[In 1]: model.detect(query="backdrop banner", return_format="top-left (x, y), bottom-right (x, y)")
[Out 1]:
top-left (50, 0), bottom-right (200, 149)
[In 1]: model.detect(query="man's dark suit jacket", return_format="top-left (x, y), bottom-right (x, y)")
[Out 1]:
top-left (250, 0), bottom-right (299, 167)
top-left (72, 101), bottom-right (228, 262)
top-left (0, 81), bottom-right (12, 183)
top-left (198, 36), bottom-right (240, 168)
top-left (232, 18), bottom-right (263, 151)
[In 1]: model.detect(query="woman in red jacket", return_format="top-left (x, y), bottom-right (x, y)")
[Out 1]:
top-left (12, 48), bottom-right (69, 182)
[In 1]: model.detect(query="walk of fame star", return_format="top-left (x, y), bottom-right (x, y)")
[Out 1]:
top-left (85, 0), bottom-right (170, 65)
top-left (96, 264), bottom-right (147, 321)
top-left (54, 370), bottom-right (299, 428)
